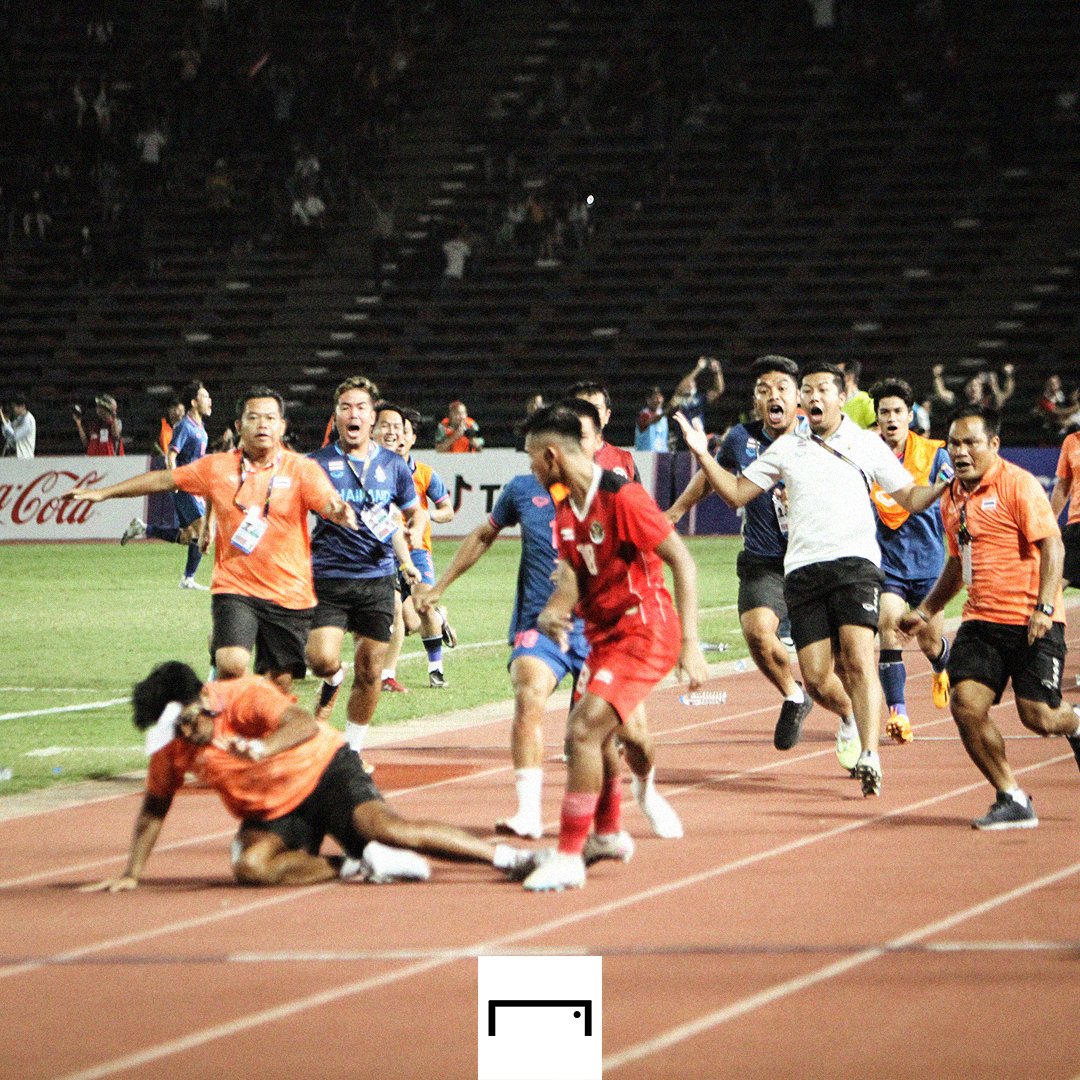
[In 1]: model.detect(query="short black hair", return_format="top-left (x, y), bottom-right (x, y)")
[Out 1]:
top-left (569, 381), bottom-right (611, 410)
top-left (557, 395), bottom-right (603, 431)
top-left (800, 362), bottom-right (846, 395)
top-left (9, 391), bottom-right (27, 408)
top-left (180, 381), bottom-right (204, 411)
top-left (401, 407), bottom-right (422, 431)
top-left (948, 403), bottom-right (1001, 438)
top-left (132, 661), bottom-right (204, 731)
top-left (523, 404), bottom-right (587, 443)
top-left (840, 359), bottom-right (862, 381)
top-left (235, 386), bottom-right (284, 420)
top-left (869, 378), bottom-right (914, 411)
top-left (374, 400), bottom-right (405, 423)
top-left (749, 355), bottom-right (800, 383)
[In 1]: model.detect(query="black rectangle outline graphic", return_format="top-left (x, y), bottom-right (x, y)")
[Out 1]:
top-left (488, 999), bottom-right (592, 1036)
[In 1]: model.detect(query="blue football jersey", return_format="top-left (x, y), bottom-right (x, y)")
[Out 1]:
top-left (716, 420), bottom-right (788, 561)
top-left (309, 442), bottom-right (418, 579)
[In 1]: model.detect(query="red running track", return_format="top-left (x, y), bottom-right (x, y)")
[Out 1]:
top-left (1, 638), bottom-right (1079, 1079)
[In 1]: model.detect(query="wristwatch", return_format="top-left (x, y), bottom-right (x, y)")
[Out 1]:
top-left (1034, 602), bottom-right (1054, 617)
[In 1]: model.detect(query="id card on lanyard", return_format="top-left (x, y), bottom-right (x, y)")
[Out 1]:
top-left (342, 445), bottom-right (395, 541)
top-left (230, 453), bottom-right (280, 555)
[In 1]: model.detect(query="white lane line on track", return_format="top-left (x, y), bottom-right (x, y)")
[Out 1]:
top-left (0, 698), bottom-right (130, 722)
top-left (603, 858), bottom-right (1080, 1073)
top-left (45, 749), bottom-right (1077, 1080)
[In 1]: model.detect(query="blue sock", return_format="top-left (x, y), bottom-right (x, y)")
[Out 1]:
top-left (930, 636), bottom-right (950, 674)
top-left (146, 524), bottom-right (180, 543)
top-left (183, 543), bottom-right (202, 578)
top-left (878, 649), bottom-right (906, 712)
top-left (422, 636), bottom-right (443, 668)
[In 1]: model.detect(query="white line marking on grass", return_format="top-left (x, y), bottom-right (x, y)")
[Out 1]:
top-left (603, 858), bottom-right (1080, 1073)
top-left (44, 753), bottom-right (1074, 1080)
top-left (0, 698), bottom-right (129, 722)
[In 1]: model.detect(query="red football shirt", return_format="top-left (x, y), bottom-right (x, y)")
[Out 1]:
top-left (555, 466), bottom-right (676, 639)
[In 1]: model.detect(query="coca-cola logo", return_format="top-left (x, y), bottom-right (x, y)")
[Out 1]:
top-left (0, 470), bottom-right (105, 526)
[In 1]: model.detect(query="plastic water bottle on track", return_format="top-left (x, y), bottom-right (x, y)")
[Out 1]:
top-left (679, 690), bottom-right (728, 707)
top-left (701, 642), bottom-right (728, 653)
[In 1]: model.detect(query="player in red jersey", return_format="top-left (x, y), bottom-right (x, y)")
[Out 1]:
top-left (571, 380), bottom-right (639, 480)
top-left (519, 405), bottom-right (708, 891)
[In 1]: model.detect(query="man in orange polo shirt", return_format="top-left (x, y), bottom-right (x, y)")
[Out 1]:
top-left (82, 661), bottom-right (542, 890)
top-left (67, 387), bottom-right (357, 689)
top-left (899, 404), bottom-right (1080, 830)
top-left (1050, 428), bottom-right (1080, 588)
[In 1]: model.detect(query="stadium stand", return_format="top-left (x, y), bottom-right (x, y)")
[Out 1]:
top-left (1, 0), bottom-right (1077, 452)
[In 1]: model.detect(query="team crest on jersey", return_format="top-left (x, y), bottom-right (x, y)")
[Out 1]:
top-left (594, 668), bottom-right (614, 684)
top-left (532, 496), bottom-right (550, 508)
top-left (375, 465), bottom-right (387, 482)
top-left (981, 497), bottom-right (997, 511)
top-left (589, 521), bottom-right (605, 543)
top-left (746, 437), bottom-right (759, 453)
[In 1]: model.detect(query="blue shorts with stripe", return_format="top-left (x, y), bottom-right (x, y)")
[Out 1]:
top-left (509, 626), bottom-right (588, 686)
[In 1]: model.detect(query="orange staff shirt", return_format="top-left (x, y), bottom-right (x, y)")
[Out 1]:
top-left (1056, 431), bottom-right (1080, 526)
top-left (940, 457), bottom-right (1065, 626)
top-left (173, 448), bottom-right (336, 609)
top-left (146, 676), bottom-right (345, 821)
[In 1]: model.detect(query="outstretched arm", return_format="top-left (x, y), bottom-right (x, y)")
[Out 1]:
top-left (673, 413), bottom-right (763, 508)
top-left (665, 468), bottom-right (711, 524)
top-left (66, 469), bottom-right (177, 503)
top-left (418, 519), bottom-right (500, 611)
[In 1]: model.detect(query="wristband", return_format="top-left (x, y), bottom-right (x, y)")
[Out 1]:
top-left (1034, 602), bottom-right (1054, 617)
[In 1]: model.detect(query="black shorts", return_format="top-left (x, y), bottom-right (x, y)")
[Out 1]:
top-left (948, 619), bottom-right (1067, 707)
top-left (1063, 522), bottom-right (1080, 587)
top-left (783, 556), bottom-right (883, 651)
top-left (240, 745), bottom-right (383, 859)
top-left (397, 567), bottom-right (413, 601)
top-left (313, 574), bottom-right (396, 642)
top-left (211, 593), bottom-right (313, 679)
top-left (736, 551), bottom-right (787, 619)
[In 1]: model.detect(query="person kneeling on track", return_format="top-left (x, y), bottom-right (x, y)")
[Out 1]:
top-left (82, 661), bottom-right (542, 891)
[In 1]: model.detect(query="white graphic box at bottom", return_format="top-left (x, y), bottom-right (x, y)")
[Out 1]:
top-left (478, 955), bottom-right (602, 1080)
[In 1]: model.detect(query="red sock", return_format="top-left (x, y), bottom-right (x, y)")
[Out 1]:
top-left (593, 775), bottom-right (622, 835)
top-left (558, 791), bottom-right (600, 855)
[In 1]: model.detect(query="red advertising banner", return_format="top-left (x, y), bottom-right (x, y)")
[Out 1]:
top-left (0, 457), bottom-right (151, 541)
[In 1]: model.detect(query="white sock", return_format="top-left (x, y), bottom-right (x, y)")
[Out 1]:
top-left (1071, 705), bottom-right (1080, 735)
top-left (428, 660), bottom-right (442, 674)
top-left (631, 767), bottom-right (656, 800)
top-left (1005, 787), bottom-right (1029, 807)
top-left (380, 668), bottom-right (394, 681)
top-left (324, 667), bottom-right (345, 689)
top-left (345, 722), bottom-right (368, 753)
top-left (838, 715), bottom-right (857, 740)
top-left (785, 685), bottom-right (805, 704)
top-left (514, 767), bottom-right (543, 820)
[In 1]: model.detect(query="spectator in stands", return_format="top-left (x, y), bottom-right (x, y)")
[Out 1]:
top-left (134, 117), bottom-right (168, 196)
top-left (362, 184), bottom-right (396, 276)
top-left (21, 190), bottom-right (51, 245)
top-left (436, 400), bottom-right (482, 452)
top-left (1032, 374), bottom-right (1077, 442)
top-left (933, 363), bottom-right (1016, 418)
top-left (635, 386), bottom-right (673, 452)
top-left (1, 393), bottom-right (36, 458)
top-left (670, 356), bottom-right (724, 431)
top-left (73, 393), bottom-right (124, 456)
top-left (440, 222), bottom-right (471, 289)
top-left (839, 360), bottom-right (876, 429)
top-left (291, 183), bottom-right (327, 229)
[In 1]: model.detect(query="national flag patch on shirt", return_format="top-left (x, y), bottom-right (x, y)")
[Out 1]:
top-left (981, 497), bottom-right (997, 511)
